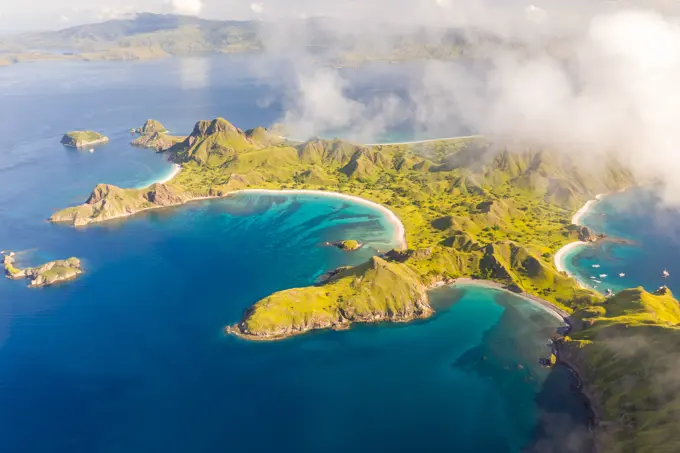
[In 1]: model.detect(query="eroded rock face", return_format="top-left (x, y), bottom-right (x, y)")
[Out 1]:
top-left (143, 183), bottom-right (188, 206)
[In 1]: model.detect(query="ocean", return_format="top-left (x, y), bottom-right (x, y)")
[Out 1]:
top-left (562, 188), bottom-right (679, 295)
top-left (0, 55), bottom-right (587, 452)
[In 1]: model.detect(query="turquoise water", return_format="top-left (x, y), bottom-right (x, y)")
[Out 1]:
top-left (0, 55), bottom-right (585, 452)
top-left (563, 188), bottom-right (678, 294)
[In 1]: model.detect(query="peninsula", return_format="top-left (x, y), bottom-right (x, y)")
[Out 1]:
top-left (61, 131), bottom-right (109, 148)
top-left (48, 116), bottom-right (680, 450)
top-left (3, 252), bottom-right (83, 287)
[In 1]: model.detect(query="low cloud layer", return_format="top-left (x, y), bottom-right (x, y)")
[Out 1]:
top-left (260, 7), bottom-right (680, 202)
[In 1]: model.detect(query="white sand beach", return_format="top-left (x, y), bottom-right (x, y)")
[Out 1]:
top-left (234, 189), bottom-right (407, 250)
top-left (554, 193), bottom-right (606, 286)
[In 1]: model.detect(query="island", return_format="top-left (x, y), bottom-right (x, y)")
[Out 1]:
top-left (327, 239), bottom-right (362, 251)
top-left (49, 115), bottom-right (680, 450)
top-left (3, 252), bottom-right (83, 287)
top-left (131, 119), bottom-right (185, 152)
top-left (61, 131), bottom-right (109, 148)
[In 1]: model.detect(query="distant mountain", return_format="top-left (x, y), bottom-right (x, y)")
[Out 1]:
top-left (0, 13), bottom-right (263, 61)
top-left (0, 12), bottom-right (520, 66)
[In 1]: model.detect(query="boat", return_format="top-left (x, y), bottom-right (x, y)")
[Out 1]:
top-left (605, 289), bottom-right (613, 297)
top-left (590, 276), bottom-right (596, 279)
top-left (619, 273), bottom-right (625, 277)
top-left (592, 264), bottom-right (600, 268)
top-left (594, 280), bottom-right (602, 284)
top-left (89, 148), bottom-right (94, 153)
top-left (599, 274), bottom-right (608, 278)
top-left (663, 269), bottom-right (670, 278)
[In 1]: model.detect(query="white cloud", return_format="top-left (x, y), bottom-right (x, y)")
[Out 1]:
top-left (250, 3), bottom-right (264, 14)
top-left (169, 0), bottom-right (203, 16)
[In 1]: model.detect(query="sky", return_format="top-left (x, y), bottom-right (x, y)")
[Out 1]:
top-left (1, 0), bottom-right (676, 31)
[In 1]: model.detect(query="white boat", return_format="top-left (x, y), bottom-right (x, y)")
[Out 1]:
top-left (89, 148), bottom-right (94, 153)
top-left (594, 280), bottom-right (602, 284)
top-left (599, 274), bottom-right (608, 278)
top-left (619, 273), bottom-right (625, 277)
top-left (592, 264), bottom-right (600, 268)
top-left (663, 269), bottom-right (670, 278)
top-left (590, 276), bottom-right (596, 279)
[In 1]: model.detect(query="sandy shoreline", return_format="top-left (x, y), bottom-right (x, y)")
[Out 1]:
top-left (232, 189), bottom-right (407, 250)
top-left (452, 278), bottom-right (570, 322)
top-left (136, 163), bottom-right (181, 189)
top-left (93, 170), bottom-right (409, 250)
top-left (553, 193), bottom-right (605, 283)
top-left (158, 164), bottom-right (181, 184)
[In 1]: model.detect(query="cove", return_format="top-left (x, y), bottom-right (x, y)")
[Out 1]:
top-left (0, 192), bottom-right (582, 453)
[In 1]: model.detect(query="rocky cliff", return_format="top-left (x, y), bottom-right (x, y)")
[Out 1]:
top-left (49, 182), bottom-right (192, 226)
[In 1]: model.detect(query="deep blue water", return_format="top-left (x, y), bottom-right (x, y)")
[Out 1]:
top-left (563, 188), bottom-right (680, 294)
top-left (0, 56), bottom-right (585, 452)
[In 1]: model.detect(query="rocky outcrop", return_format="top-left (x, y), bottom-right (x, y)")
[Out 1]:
top-left (131, 132), bottom-right (183, 152)
top-left (325, 239), bottom-right (362, 251)
top-left (130, 120), bottom-right (184, 151)
top-left (3, 253), bottom-right (83, 287)
top-left (50, 183), bottom-right (191, 226)
top-left (61, 131), bottom-right (109, 148)
top-left (134, 119), bottom-right (168, 135)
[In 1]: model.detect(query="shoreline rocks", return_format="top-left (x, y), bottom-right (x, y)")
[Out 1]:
top-left (3, 252), bottom-right (83, 287)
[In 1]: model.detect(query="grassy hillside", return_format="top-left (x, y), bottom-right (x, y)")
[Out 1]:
top-left (230, 256), bottom-right (431, 339)
top-left (562, 287), bottom-right (680, 452)
top-left (51, 116), bottom-right (635, 322)
top-left (53, 115), bottom-right (680, 450)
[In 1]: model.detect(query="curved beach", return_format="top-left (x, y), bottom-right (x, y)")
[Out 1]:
top-left (554, 194), bottom-right (604, 284)
top-left (233, 189), bottom-right (407, 250)
top-left (135, 163), bottom-right (182, 189)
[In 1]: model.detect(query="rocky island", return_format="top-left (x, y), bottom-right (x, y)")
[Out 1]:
top-left (326, 239), bottom-right (362, 251)
top-left (48, 115), bottom-right (680, 449)
top-left (3, 252), bottom-right (83, 287)
top-left (131, 119), bottom-right (186, 152)
top-left (61, 131), bottom-right (109, 148)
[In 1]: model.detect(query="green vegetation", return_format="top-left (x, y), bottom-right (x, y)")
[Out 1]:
top-left (562, 287), bottom-right (680, 452)
top-left (3, 254), bottom-right (83, 287)
top-left (52, 116), bottom-right (634, 325)
top-left (338, 240), bottom-right (361, 251)
top-left (53, 115), bottom-right (680, 450)
top-left (61, 131), bottom-right (109, 148)
top-left (229, 256), bottom-right (430, 340)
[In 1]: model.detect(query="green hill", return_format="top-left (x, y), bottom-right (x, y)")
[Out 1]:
top-left (51, 116), bottom-right (680, 450)
top-left (51, 116), bottom-right (634, 313)
top-left (563, 287), bottom-right (680, 452)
